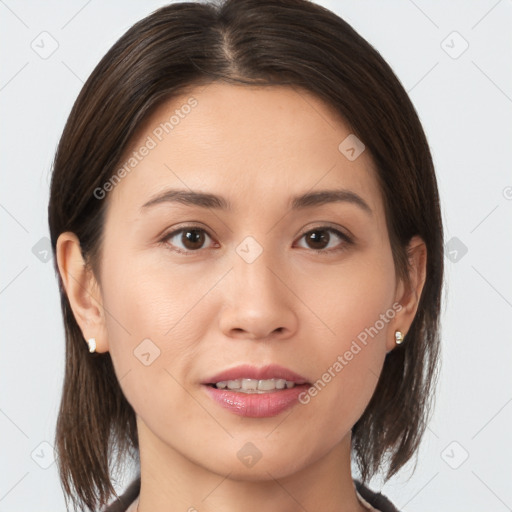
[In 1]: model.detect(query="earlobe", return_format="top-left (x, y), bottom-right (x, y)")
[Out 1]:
top-left (387, 236), bottom-right (427, 352)
top-left (56, 232), bottom-right (108, 353)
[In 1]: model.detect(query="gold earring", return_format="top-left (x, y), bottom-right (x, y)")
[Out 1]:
top-left (394, 330), bottom-right (404, 345)
top-left (86, 337), bottom-right (97, 353)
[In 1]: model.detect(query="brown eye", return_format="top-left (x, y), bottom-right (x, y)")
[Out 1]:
top-left (296, 227), bottom-right (351, 253)
top-left (181, 229), bottom-right (206, 250)
top-left (163, 227), bottom-right (213, 253)
top-left (304, 230), bottom-right (330, 250)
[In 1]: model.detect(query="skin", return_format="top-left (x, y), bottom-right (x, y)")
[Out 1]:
top-left (57, 83), bottom-right (426, 512)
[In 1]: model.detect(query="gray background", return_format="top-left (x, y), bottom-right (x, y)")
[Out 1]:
top-left (1, 0), bottom-right (511, 510)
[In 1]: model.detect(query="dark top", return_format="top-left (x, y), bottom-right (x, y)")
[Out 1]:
top-left (354, 479), bottom-right (400, 511)
top-left (103, 476), bottom-right (400, 511)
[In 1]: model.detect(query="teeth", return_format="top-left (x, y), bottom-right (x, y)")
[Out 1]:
top-left (214, 378), bottom-right (296, 392)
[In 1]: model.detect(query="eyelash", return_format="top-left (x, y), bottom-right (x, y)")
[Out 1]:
top-left (159, 225), bottom-right (353, 256)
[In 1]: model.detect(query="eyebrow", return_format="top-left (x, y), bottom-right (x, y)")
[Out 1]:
top-left (140, 188), bottom-right (372, 215)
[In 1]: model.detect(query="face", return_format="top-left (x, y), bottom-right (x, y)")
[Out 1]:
top-left (93, 83), bottom-right (405, 479)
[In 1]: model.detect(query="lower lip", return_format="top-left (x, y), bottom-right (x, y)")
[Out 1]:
top-left (203, 384), bottom-right (309, 418)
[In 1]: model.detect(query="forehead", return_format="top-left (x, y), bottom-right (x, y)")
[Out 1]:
top-left (106, 82), bottom-right (383, 219)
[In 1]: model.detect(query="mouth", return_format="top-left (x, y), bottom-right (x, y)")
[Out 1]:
top-left (205, 378), bottom-right (306, 393)
top-left (201, 363), bottom-right (310, 392)
top-left (201, 364), bottom-right (311, 417)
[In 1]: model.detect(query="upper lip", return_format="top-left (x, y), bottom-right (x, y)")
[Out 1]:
top-left (202, 364), bottom-right (309, 385)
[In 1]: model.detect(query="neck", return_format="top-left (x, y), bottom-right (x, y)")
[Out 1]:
top-left (135, 417), bottom-right (366, 512)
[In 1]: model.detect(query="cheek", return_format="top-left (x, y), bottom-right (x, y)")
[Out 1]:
top-left (99, 252), bottom-right (215, 408)
top-left (296, 250), bottom-right (397, 429)
top-left (102, 246), bottom-right (213, 345)
top-left (297, 248), bottom-right (396, 351)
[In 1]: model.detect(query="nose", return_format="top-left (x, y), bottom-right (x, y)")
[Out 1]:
top-left (218, 246), bottom-right (298, 341)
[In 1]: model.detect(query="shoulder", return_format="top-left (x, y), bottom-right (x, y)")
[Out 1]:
top-left (102, 476), bottom-right (140, 512)
top-left (354, 479), bottom-right (401, 512)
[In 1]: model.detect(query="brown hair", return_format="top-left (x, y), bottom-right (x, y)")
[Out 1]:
top-left (48, 0), bottom-right (443, 510)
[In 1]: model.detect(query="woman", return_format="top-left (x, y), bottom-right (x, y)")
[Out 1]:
top-left (48, 1), bottom-right (443, 511)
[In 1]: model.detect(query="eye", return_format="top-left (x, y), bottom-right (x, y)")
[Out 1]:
top-left (295, 227), bottom-right (352, 254)
top-left (160, 225), bottom-right (352, 256)
top-left (160, 226), bottom-right (216, 254)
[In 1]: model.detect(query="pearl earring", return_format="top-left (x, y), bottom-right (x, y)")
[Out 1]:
top-left (87, 337), bottom-right (97, 353)
top-left (394, 330), bottom-right (404, 345)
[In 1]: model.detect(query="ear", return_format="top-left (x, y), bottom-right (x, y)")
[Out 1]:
top-left (386, 235), bottom-right (427, 352)
top-left (56, 232), bottom-right (109, 353)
